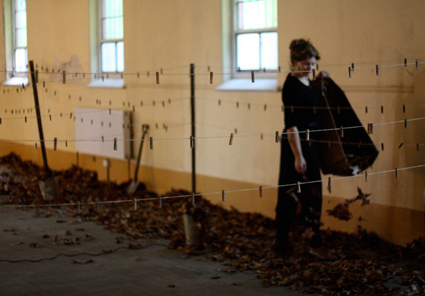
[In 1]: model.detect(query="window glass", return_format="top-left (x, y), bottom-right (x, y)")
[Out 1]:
top-left (236, 0), bottom-right (277, 30)
top-left (236, 33), bottom-right (260, 70)
top-left (260, 32), bottom-right (278, 69)
top-left (14, 48), bottom-right (27, 72)
top-left (236, 32), bottom-right (278, 71)
top-left (117, 41), bottom-right (124, 72)
top-left (103, 18), bottom-right (123, 40)
top-left (100, 0), bottom-right (124, 73)
top-left (13, 0), bottom-right (27, 74)
top-left (16, 0), bottom-right (25, 10)
top-left (101, 42), bottom-right (117, 72)
top-left (234, 0), bottom-right (277, 73)
top-left (102, 0), bottom-right (123, 39)
top-left (15, 11), bottom-right (26, 29)
top-left (15, 27), bottom-right (27, 47)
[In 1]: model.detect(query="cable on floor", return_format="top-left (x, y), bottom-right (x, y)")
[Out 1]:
top-left (0, 242), bottom-right (168, 264)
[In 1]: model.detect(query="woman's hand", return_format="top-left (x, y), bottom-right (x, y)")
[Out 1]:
top-left (318, 70), bottom-right (330, 78)
top-left (294, 155), bottom-right (307, 175)
top-left (287, 126), bottom-right (306, 175)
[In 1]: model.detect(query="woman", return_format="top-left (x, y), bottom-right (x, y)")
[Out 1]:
top-left (274, 39), bottom-right (335, 260)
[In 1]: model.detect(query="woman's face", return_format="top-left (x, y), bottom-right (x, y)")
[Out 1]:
top-left (292, 57), bottom-right (317, 77)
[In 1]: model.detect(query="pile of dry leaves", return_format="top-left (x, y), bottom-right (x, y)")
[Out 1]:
top-left (0, 153), bottom-right (424, 295)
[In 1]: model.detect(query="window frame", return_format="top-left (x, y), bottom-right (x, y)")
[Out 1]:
top-left (231, 0), bottom-right (278, 79)
top-left (11, 0), bottom-right (28, 78)
top-left (98, 0), bottom-right (124, 76)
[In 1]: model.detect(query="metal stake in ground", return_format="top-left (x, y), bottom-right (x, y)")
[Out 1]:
top-left (29, 60), bottom-right (59, 201)
top-left (190, 63), bottom-right (196, 196)
top-left (127, 124), bottom-right (150, 194)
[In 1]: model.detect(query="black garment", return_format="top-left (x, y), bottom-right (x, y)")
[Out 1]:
top-left (276, 74), bottom-right (323, 248)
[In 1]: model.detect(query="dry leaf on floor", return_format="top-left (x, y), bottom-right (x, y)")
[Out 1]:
top-left (72, 259), bottom-right (94, 265)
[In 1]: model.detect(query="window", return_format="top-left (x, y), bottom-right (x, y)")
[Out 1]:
top-left (13, 0), bottom-right (27, 75)
top-left (234, 0), bottom-right (277, 72)
top-left (4, 0), bottom-right (27, 83)
top-left (3, 0), bottom-right (28, 84)
top-left (99, 0), bottom-right (124, 73)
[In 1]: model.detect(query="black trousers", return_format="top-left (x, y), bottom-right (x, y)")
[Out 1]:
top-left (276, 137), bottom-right (323, 248)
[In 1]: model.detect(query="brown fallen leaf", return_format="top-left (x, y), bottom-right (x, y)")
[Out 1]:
top-left (72, 259), bottom-right (94, 265)
top-left (1, 153), bottom-right (424, 296)
top-left (327, 188), bottom-right (371, 221)
top-left (128, 242), bottom-right (142, 249)
top-left (327, 203), bottom-right (351, 221)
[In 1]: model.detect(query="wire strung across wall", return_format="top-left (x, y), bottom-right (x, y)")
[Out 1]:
top-left (198, 58), bottom-right (424, 75)
top-left (0, 116), bottom-right (424, 152)
top-left (2, 62), bottom-right (424, 148)
top-left (1, 77), bottom-right (423, 121)
top-left (0, 58), bottom-right (423, 86)
top-left (1, 64), bottom-right (424, 152)
top-left (0, 77), bottom-right (189, 112)
top-left (1, 85), bottom-right (424, 128)
top-left (198, 97), bottom-right (425, 115)
top-left (73, 121), bottom-right (191, 143)
top-left (2, 99), bottom-right (424, 125)
top-left (1, 163), bottom-right (424, 210)
top-left (0, 90), bottom-right (189, 112)
top-left (1, 59), bottom-right (423, 122)
top-left (195, 122), bottom-right (424, 151)
top-left (0, 97), bottom-right (189, 124)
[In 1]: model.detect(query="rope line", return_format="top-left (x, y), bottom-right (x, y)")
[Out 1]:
top-left (1, 164), bottom-right (423, 209)
top-left (0, 243), bottom-right (168, 264)
top-left (1, 116), bottom-right (423, 145)
top-left (1, 99), bottom-right (423, 124)
top-left (2, 60), bottom-right (423, 79)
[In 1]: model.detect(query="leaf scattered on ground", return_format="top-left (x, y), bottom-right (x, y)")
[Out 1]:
top-left (72, 259), bottom-right (94, 265)
top-left (1, 153), bottom-right (424, 295)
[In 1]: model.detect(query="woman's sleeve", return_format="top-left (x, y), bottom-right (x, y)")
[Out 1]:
top-left (283, 86), bottom-right (299, 129)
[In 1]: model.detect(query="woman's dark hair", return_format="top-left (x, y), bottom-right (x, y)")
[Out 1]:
top-left (290, 39), bottom-right (320, 62)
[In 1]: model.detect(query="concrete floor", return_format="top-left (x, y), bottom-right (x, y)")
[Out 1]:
top-left (0, 208), bottom-right (308, 296)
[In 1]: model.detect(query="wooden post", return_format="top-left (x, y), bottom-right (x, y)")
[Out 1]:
top-left (190, 63), bottom-right (196, 196)
top-left (29, 61), bottom-right (51, 176)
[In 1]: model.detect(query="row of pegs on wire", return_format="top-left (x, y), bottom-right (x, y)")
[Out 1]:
top-left (0, 96), bottom-right (187, 122)
top-left (2, 58), bottom-right (423, 87)
top-left (56, 118), bottom-right (425, 151)
top-left (2, 163), bottom-right (424, 210)
top-left (209, 99), bottom-right (423, 115)
top-left (4, 115), bottom-right (424, 151)
top-left (0, 78), bottom-right (187, 108)
top-left (4, 74), bottom-right (422, 115)
top-left (41, 58), bottom-right (425, 85)
top-left (17, 133), bottom-right (425, 154)
top-left (0, 110), bottom-right (187, 136)
top-left (1, 94), bottom-right (423, 124)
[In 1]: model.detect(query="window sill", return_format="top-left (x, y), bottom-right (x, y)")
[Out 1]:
top-left (86, 79), bottom-right (125, 89)
top-left (216, 79), bottom-right (279, 92)
top-left (3, 77), bottom-right (29, 86)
